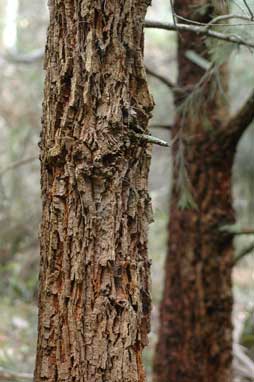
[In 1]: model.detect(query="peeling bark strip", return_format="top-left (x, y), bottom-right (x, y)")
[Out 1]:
top-left (35, 1), bottom-right (154, 382)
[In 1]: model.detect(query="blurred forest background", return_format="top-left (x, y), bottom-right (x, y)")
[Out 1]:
top-left (0, 0), bottom-right (253, 381)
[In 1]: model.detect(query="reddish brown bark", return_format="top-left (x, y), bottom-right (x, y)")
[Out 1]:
top-left (34, 1), bottom-right (154, 381)
top-left (154, 2), bottom-right (236, 382)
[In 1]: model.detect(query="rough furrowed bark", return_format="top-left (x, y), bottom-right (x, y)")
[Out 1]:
top-left (154, 133), bottom-right (235, 382)
top-left (154, 1), bottom-right (235, 382)
top-left (35, 1), bottom-right (154, 382)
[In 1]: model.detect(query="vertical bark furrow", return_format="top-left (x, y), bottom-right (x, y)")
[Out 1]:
top-left (35, 1), bottom-right (153, 382)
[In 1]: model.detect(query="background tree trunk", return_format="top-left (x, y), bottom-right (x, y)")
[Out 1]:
top-left (154, 2), bottom-right (235, 381)
top-left (34, 1), bottom-right (154, 381)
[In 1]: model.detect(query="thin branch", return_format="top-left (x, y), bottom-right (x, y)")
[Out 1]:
top-left (233, 344), bottom-right (254, 379)
top-left (234, 242), bottom-right (254, 265)
top-left (149, 124), bottom-right (172, 130)
top-left (176, 13), bottom-right (254, 27)
top-left (0, 156), bottom-right (38, 177)
top-left (146, 66), bottom-right (177, 91)
top-left (185, 50), bottom-right (212, 71)
top-left (222, 89), bottom-right (254, 142)
top-left (243, 0), bottom-right (254, 20)
top-left (220, 225), bottom-right (254, 236)
top-left (130, 132), bottom-right (170, 147)
top-left (205, 14), bottom-right (254, 29)
top-left (1, 48), bottom-right (44, 64)
top-left (233, 228), bottom-right (254, 236)
top-left (231, 0), bottom-right (248, 14)
top-left (170, 0), bottom-right (177, 31)
top-left (144, 20), bottom-right (254, 49)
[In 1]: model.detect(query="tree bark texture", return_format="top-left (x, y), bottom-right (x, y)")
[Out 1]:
top-left (34, 1), bottom-right (154, 382)
top-left (154, 2), bottom-right (235, 382)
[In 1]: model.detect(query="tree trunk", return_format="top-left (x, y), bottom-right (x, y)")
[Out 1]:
top-left (34, 2), bottom-right (154, 382)
top-left (154, 2), bottom-right (235, 382)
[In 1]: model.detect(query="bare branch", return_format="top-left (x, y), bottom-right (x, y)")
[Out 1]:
top-left (0, 156), bottom-right (38, 177)
top-left (205, 14), bottom-right (254, 29)
top-left (233, 344), bottom-right (254, 379)
top-left (233, 228), bottom-right (254, 236)
top-left (185, 50), bottom-right (212, 71)
top-left (1, 48), bottom-right (44, 64)
top-left (149, 124), bottom-right (172, 130)
top-left (130, 132), bottom-right (170, 147)
top-left (176, 13), bottom-right (254, 27)
top-left (243, 0), bottom-right (254, 20)
top-left (144, 20), bottom-right (254, 49)
top-left (223, 89), bottom-right (254, 143)
top-left (234, 242), bottom-right (254, 265)
top-left (146, 66), bottom-right (176, 91)
top-left (220, 225), bottom-right (254, 236)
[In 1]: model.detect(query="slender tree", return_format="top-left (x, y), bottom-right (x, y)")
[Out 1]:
top-left (34, 1), bottom-right (154, 381)
top-left (154, 1), bottom-right (254, 381)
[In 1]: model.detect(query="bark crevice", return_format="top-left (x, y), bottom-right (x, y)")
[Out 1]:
top-left (35, 2), bottom-right (153, 382)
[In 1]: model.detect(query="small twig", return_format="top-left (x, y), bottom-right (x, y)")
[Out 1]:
top-left (233, 229), bottom-right (254, 235)
top-left (0, 156), bottom-right (38, 177)
top-left (170, 0), bottom-right (177, 31)
top-left (131, 132), bottom-right (170, 147)
top-left (234, 242), bottom-right (254, 265)
top-left (176, 13), bottom-right (254, 27)
top-left (204, 14), bottom-right (254, 29)
top-left (1, 48), bottom-right (44, 64)
top-left (185, 50), bottom-right (212, 71)
top-left (146, 66), bottom-right (177, 91)
top-left (145, 20), bottom-right (254, 49)
top-left (149, 124), bottom-right (172, 130)
top-left (220, 225), bottom-right (254, 236)
top-left (234, 344), bottom-right (254, 376)
top-left (221, 88), bottom-right (254, 143)
top-left (243, 0), bottom-right (254, 20)
top-left (231, 0), bottom-right (247, 14)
